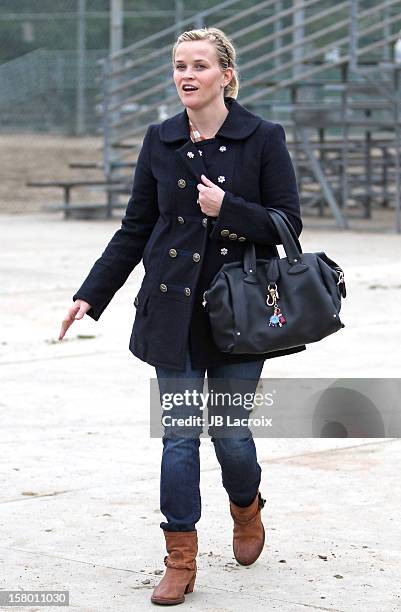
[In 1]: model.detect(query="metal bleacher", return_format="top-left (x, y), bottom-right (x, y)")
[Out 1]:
top-left (97, 0), bottom-right (401, 231)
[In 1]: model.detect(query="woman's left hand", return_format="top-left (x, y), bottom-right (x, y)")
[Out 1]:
top-left (197, 174), bottom-right (225, 217)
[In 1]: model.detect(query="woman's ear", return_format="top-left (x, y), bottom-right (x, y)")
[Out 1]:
top-left (224, 67), bottom-right (234, 87)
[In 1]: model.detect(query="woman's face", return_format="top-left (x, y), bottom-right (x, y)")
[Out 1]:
top-left (173, 40), bottom-right (233, 110)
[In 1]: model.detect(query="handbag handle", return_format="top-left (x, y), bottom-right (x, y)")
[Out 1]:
top-left (266, 209), bottom-right (303, 262)
top-left (243, 209), bottom-right (303, 280)
top-left (266, 208), bottom-right (302, 253)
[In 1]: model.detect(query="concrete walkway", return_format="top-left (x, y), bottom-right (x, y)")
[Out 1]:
top-left (1, 214), bottom-right (400, 611)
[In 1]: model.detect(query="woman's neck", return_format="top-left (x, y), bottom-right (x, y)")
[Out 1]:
top-left (186, 97), bottom-right (229, 139)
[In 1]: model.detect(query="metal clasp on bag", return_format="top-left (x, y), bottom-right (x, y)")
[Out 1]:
top-left (266, 282), bottom-right (287, 327)
top-left (334, 267), bottom-right (346, 298)
top-left (266, 283), bottom-right (279, 306)
top-left (336, 270), bottom-right (344, 285)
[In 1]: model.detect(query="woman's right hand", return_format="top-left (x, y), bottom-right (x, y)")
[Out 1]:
top-left (59, 300), bottom-right (92, 341)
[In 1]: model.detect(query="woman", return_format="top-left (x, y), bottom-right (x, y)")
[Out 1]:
top-left (59, 27), bottom-right (303, 606)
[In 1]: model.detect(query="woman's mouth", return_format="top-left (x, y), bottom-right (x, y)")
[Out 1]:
top-left (182, 85), bottom-right (199, 93)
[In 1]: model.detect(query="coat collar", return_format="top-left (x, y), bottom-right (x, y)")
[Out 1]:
top-left (159, 97), bottom-right (262, 143)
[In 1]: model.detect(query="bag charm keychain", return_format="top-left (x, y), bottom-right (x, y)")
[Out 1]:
top-left (266, 283), bottom-right (287, 328)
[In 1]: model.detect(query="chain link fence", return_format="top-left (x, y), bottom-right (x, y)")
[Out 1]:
top-left (0, 0), bottom-right (258, 134)
top-left (0, 49), bottom-right (107, 134)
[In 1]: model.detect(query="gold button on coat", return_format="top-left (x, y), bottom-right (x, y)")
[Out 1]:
top-left (192, 253), bottom-right (200, 262)
top-left (238, 236), bottom-right (246, 242)
top-left (229, 233), bottom-right (238, 240)
top-left (177, 216), bottom-right (185, 224)
top-left (220, 229), bottom-right (230, 237)
top-left (178, 179), bottom-right (186, 188)
top-left (184, 287), bottom-right (191, 296)
top-left (160, 283), bottom-right (168, 292)
top-left (169, 248), bottom-right (177, 257)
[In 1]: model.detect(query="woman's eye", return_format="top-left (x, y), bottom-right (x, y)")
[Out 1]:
top-left (175, 65), bottom-right (205, 69)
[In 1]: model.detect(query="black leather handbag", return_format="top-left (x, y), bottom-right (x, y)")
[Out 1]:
top-left (202, 208), bottom-right (346, 354)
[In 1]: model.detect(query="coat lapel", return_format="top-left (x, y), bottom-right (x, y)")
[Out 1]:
top-left (159, 97), bottom-right (263, 144)
top-left (158, 96), bottom-right (263, 187)
top-left (176, 140), bottom-right (208, 183)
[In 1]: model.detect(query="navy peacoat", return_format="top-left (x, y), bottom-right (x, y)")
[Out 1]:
top-left (72, 96), bottom-right (306, 371)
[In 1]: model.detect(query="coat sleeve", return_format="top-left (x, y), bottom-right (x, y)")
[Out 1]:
top-left (209, 122), bottom-right (302, 244)
top-left (72, 125), bottom-right (159, 321)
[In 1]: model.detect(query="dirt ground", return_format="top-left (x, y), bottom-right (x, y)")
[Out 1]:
top-left (0, 133), bottom-right (104, 213)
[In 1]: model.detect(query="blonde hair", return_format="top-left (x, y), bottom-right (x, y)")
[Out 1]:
top-left (172, 27), bottom-right (239, 99)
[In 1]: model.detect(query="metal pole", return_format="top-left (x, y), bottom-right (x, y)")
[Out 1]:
top-left (349, 0), bottom-right (359, 72)
top-left (394, 67), bottom-right (401, 233)
top-left (76, 0), bottom-right (86, 135)
top-left (110, 0), bottom-right (123, 56)
top-left (175, 0), bottom-right (184, 39)
top-left (108, 0), bottom-right (124, 217)
top-left (382, 2), bottom-right (391, 62)
top-left (340, 64), bottom-right (350, 212)
top-left (110, 0), bottom-right (123, 127)
top-left (274, 1), bottom-right (283, 70)
top-left (292, 0), bottom-right (304, 78)
top-left (102, 59), bottom-right (114, 220)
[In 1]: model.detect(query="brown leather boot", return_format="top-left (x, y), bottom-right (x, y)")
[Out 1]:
top-left (229, 490), bottom-right (266, 566)
top-left (151, 530), bottom-right (198, 605)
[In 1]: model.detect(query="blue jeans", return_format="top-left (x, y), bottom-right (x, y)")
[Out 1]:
top-left (155, 348), bottom-right (265, 532)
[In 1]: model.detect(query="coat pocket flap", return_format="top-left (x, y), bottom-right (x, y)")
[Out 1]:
top-left (134, 285), bottom-right (151, 314)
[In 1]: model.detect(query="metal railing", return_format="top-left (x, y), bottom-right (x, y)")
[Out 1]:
top-left (100, 0), bottom-right (401, 153)
top-left (98, 0), bottom-right (401, 230)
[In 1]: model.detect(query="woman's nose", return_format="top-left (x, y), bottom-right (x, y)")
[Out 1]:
top-left (182, 68), bottom-right (195, 78)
